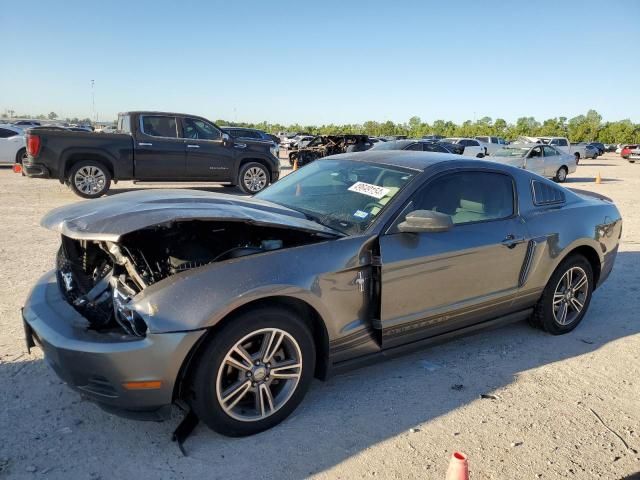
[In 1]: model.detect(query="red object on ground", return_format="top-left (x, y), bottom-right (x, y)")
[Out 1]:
top-left (445, 451), bottom-right (469, 480)
top-left (12, 164), bottom-right (23, 174)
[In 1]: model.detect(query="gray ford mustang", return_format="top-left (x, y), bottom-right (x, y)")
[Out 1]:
top-left (23, 151), bottom-right (622, 437)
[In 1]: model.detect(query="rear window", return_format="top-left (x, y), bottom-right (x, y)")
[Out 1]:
top-left (141, 116), bottom-right (178, 138)
top-left (531, 180), bottom-right (565, 206)
top-left (117, 114), bottom-right (131, 133)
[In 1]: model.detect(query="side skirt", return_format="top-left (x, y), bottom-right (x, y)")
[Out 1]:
top-left (327, 308), bottom-right (533, 377)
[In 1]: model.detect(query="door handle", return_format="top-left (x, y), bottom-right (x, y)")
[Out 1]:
top-left (186, 144), bottom-right (200, 149)
top-left (138, 142), bottom-right (152, 146)
top-left (501, 234), bottom-right (526, 248)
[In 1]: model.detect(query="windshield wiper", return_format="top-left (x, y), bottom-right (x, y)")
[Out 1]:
top-left (300, 211), bottom-right (346, 236)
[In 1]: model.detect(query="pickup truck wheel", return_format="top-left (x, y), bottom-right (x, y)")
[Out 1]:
top-left (554, 166), bottom-right (568, 183)
top-left (239, 162), bottom-right (270, 194)
top-left (189, 306), bottom-right (315, 436)
top-left (68, 161), bottom-right (111, 198)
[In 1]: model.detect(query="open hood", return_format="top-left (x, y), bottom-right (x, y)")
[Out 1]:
top-left (42, 189), bottom-right (341, 241)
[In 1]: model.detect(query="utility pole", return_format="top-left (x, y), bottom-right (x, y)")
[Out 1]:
top-left (91, 80), bottom-right (96, 123)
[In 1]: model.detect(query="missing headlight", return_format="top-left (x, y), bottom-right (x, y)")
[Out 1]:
top-left (112, 282), bottom-right (148, 337)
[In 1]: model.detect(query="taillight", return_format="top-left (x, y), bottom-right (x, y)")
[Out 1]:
top-left (26, 134), bottom-right (41, 157)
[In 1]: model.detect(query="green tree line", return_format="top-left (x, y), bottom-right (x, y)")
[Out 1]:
top-left (218, 109), bottom-right (639, 144)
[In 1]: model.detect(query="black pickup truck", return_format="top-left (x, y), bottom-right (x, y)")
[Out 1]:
top-left (22, 111), bottom-right (280, 198)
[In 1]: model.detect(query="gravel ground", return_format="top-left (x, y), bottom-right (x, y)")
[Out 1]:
top-left (0, 154), bottom-right (638, 479)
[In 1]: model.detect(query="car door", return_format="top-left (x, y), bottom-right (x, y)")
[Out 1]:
top-left (542, 146), bottom-right (561, 177)
top-left (378, 170), bottom-right (528, 348)
top-left (134, 115), bottom-right (186, 179)
top-left (181, 117), bottom-right (235, 180)
top-left (0, 127), bottom-right (23, 164)
top-left (525, 146), bottom-right (545, 176)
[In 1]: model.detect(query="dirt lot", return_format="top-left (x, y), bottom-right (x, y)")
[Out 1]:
top-left (0, 154), bottom-right (638, 479)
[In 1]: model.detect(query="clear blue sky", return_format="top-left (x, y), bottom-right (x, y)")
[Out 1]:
top-left (2, 0), bottom-right (639, 124)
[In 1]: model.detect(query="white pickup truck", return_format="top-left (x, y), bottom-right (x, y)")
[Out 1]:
top-left (518, 136), bottom-right (586, 162)
top-left (475, 136), bottom-right (508, 155)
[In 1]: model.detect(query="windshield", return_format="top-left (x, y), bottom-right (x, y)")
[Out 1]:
top-left (370, 140), bottom-right (412, 151)
top-left (493, 146), bottom-right (529, 157)
top-left (256, 159), bottom-right (415, 235)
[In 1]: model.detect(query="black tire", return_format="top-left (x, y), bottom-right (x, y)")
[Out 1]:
top-left (529, 254), bottom-right (593, 335)
top-left (15, 148), bottom-right (27, 164)
top-left (476, 153), bottom-right (485, 158)
top-left (238, 162), bottom-right (270, 194)
top-left (67, 161), bottom-right (111, 198)
top-left (189, 306), bottom-right (316, 437)
top-left (554, 166), bottom-right (568, 183)
top-left (574, 153), bottom-right (580, 164)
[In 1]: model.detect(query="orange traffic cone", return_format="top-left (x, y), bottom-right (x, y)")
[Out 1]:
top-left (293, 159), bottom-right (299, 171)
top-left (595, 171), bottom-right (602, 184)
top-left (445, 452), bottom-right (469, 480)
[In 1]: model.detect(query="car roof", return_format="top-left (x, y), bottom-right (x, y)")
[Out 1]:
top-left (321, 150), bottom-right (460, 171)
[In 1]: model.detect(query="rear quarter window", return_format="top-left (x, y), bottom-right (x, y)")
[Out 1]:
top-left (531, 180), bottom-right (565, 206)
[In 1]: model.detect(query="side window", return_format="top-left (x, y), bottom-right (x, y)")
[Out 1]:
top-left (549, 139), bottom-right (559, 145)
top-left (459, 139), bottom-right (470, 147)
top-left (181, 118), bottom-right (221, 141)
top-left (476, 136), bottom-right (488, 143)
top-left (557, 139), bottom-right (568, 146)
top-left (141, 116), bottom-right (178, 138)
top-left (529, 147), bottom-right (542, 158)
top-left (411, 171), bottom-right (514, 225)
top-left (405, 142), bottom-right (423, 151)
top-left (491, 137), bottom-right (499, 144)
top-left (0, 128), bottom-right (17, 138)
top-left (542, 146), bottom-right (558, 157)
top-left (531, 180), bottom-right (565, 205)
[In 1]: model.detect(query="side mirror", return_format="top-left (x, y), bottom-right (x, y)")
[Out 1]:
top-left (222, 133), bottom-right (232, 147)
top-left (397, 210), bottom-right (453, 233)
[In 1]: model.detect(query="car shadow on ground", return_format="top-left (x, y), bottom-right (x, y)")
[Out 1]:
top-left (3, 252), bottom-right (638, 478)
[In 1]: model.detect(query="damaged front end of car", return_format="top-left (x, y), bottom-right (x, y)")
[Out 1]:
top-left (56, 219), bottom-right (330, 336)
top-left (44, 190), bottom-right (341, 337)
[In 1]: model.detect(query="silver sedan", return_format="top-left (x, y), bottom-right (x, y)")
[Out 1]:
top-left (489, 144), bottom-right (577, 182)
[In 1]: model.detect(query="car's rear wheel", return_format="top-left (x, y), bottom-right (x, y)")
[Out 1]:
top-left (238, 162), bottom-right (270, 194)
top-left (189, 306), bottom-right (315, 437)
top-left (68, 161), bottom-right (111, 198)
top-left (530, 255), bottom-right (593, 335)
top-left (15, 148), bottom-right (27, 164)
top-left (554, 166), bottom-right (568, 183)
top-left (574, 152), bottom-right (580, 164)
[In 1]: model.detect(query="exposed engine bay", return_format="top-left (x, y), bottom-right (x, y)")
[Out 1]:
top-left (56, 221), bottom-right (326, 336)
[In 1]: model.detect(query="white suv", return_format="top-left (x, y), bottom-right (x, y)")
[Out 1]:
top-left (442, 137), bottom-right (486, 157)
top-left (475, 136), bottom-right (507, 155)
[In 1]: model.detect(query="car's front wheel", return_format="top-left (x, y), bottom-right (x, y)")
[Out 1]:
top-left (189, 306), bottom-right (315, 437)
top-left (68, 161), bottom-right (112, 198)
top-left (238, 162), bottom-right (270, 194)
top-left (530, 255), bottom-right (593, 335)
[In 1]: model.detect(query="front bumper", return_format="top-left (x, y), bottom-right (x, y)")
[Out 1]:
top-left (23, 270), bottom-right (206, 420)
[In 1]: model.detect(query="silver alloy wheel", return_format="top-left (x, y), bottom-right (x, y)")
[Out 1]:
top-left (552, 266), bottom-right (589, 326)
top-left (557, 167), bottom-right (567, 182)
top-left (243, 166), bottom-right (268, 192)
top-left (74, 165), bottom-right (107, 195)
top-left (216, 328), bottom-right (302, 422)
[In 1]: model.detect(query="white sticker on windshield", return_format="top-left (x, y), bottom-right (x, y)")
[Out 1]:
top-left (348, 182), bottom-right (390, 199)
top-left (353, 210), bottom-right (369, 219)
